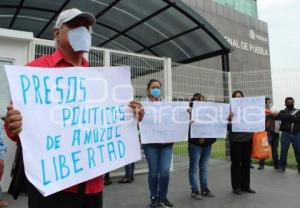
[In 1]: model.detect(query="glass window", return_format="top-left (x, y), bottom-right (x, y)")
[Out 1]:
top-left (214, 0), bottom-right (258, 18)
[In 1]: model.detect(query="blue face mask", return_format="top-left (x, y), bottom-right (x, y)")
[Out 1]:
top-left (150, 88), bottom-right (161, 97)
top-left (67, 26), bottom-right (91, 52)
top-left (267, 103), bottom-right (273, 109)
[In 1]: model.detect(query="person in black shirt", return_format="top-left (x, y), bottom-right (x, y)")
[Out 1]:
top-left (276, 97), bottom-right (300, 173)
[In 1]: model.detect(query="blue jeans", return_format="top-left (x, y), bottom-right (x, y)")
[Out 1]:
top-left (279, 132), bottom-right (300, 170)
top-left (125, 163), bottom-right (135, 178)
top-left (143, 144), bottom-right (173, 200)
top-left (188, 143), bottom-right (212, 192)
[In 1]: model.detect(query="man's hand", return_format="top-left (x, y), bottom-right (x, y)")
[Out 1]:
top-left (129, 101), bottom-right (144, 122)
top-left (5, 104), bottom-right (22, 136)
top-left (271, 111), bottom-right (279, 118)
top-left (0, 160), bottom-right (4, 180)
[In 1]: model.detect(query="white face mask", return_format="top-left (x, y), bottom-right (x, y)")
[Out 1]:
top-left (67, 26), bottom-right (91, 52)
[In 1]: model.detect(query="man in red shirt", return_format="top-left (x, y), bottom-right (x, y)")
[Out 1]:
top-left (4, 8), bottom-right (144, 208)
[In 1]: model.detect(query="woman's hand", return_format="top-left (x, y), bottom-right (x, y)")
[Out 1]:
top-left (129, 101), bottom-right (144, 122)
top-left (187, 108), bottom-right (192, 114)
top-left (228, 112), bottom-right (234, 121)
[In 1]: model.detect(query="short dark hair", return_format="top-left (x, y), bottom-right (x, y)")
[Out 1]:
top-left (285, 97), bottom-right (294, 102)
top-left (265, 97), bottom-right (271, 103)
top-left (191, 93), bottom-right (204, 101)
top-left (189, 93), bottom-right (204, 107)
top-left (232, 90), bottom-right (244, 98)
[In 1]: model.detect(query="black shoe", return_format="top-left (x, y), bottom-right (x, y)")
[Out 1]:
top-left (201, 187), bottom-right (215, 197)
top-left (191, 190), bottom-right (202, 200)
top-left (159, 198), bottom-right (174, 208)
top-left (250, 164), bottom-right (255, 169)
top-left (118, 177), bottom-right (132, 184)
top-left (242, 188), bottom-right (256, 194)
top-left (104, 179), bottom-right (112, 185)
top-left (257, 165), bottom-right (264, 170)
top-left (274, 163), bottom-right (280, 170)
top-left (148, 197), bottom-right (161, 208)
top-left (277, 168), bottom-right (286, 173)
top-left (233, 189), bottom-right (242, 195)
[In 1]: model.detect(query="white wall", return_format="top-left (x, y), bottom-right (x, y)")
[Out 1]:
top-left (0, 30), bottom-right (32, 191)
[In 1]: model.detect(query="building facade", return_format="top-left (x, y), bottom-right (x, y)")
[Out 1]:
top-left (181, 0), bottom-right (272, 97)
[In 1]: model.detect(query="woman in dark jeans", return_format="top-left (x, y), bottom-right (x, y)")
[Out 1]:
top-left (188, 93), bottom-right (216, 200)
top-left (228, 90), bottom-right (255, 195)
top-left (142, 79), bottom-right (174, 208)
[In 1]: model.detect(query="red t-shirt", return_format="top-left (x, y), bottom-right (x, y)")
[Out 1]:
top-left (5, 49), bottom-right (104, 194)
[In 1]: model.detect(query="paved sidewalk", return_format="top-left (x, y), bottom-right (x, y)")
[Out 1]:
top-left (3, 160), bottom-right (300, 208)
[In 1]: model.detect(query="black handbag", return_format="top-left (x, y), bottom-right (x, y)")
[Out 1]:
top-left (8, 143), bottom-right (28, 199)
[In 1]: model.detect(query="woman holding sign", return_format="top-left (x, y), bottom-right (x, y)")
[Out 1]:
top-left (228, 90), bottom-right (255, 195)
top-left (188, 93), bottom-right (216, 200)
top-left (142, 79), bottom-right (174, 208)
